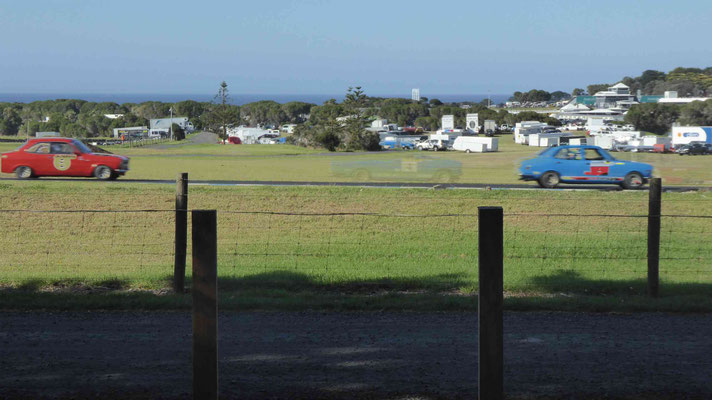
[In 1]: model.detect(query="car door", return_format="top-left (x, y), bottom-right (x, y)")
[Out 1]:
top-left (23, 142), bottom-right (54, 175)
top-left (48, 142), bottom-right (81, 176)
top-left (67, 142), bottom-right (95, 176)
top-left (551, 148), bottom-right (585, 181)
top-left (581, 147), bottom-right (614, 182)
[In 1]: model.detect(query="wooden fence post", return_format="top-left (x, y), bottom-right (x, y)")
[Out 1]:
top-left (648, 178), bottom-right (661, 297)
top-left (174, 173), bottom-right (188, 293)
top-left (192, 210), bottom-right (218, 400)
top-left (478, 206), bottom-right (503, 400)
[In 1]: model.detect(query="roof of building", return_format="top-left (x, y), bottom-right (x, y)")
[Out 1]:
top-left (610, 82), bottom-right (629, 89)
top-left (593, 91), bottom-right (635, 97)
top-left (658, 97), bottom-right (712, 104)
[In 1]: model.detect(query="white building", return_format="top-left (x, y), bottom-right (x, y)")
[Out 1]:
top-left (280, 124), bottom-right (297, 134)
top-left (150, 117), bottom-right (195, 132)
top-left (412, 88), bottom-right (420, 101)
top-left (657, 91), bottom-right (712, 104)
top-left (113, 126), bottom-right (149, 138)
top-left (227, 126), bottom-right (278, 144)
top-left (104, 114), bottom-right (125, 119)
top-left (371, 119), bottom-right (388, 129)
top-left (593, 83), bottom-right (636, 109)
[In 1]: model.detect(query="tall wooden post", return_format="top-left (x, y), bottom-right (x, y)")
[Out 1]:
top-left (174, 173), bottom-right (188, 293)
top-left (192, 210), bottom-right (218, 400)
top-left (478, 206), bottom-right (503, 400)
top-left (648, 178), bottom-right (661, 297)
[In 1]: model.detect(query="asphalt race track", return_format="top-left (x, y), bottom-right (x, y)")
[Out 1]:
top-left (1, 311), bottom-right (711, 399)
top-left (0, 177), bottom-right (708, 192)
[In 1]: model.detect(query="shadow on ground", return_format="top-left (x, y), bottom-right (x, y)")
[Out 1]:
top-left (1, 269), bottom-right (711, 312)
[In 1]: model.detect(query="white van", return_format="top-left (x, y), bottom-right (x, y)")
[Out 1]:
top-left (452, 136), bottom-right (498, 153)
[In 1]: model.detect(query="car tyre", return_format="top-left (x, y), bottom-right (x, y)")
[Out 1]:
top-left (15, 166), bottom-right (33, 179)
top-left (465, 149), bottom-right (471, 153)
top-left (94, 165), bottom-right (114, 180)
top-left (621, 172), bottom-right (644, 190)
top-left (538, 171), bottom-right (560, 188)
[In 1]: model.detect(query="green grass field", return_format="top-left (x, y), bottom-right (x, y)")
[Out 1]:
top-left (2, 135), bottom-right (712, 185)
top-left (1, 181), bottom-right (710, 312)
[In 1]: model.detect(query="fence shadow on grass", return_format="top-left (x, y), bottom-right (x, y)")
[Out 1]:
top-left (3, 269), bottom-right (712, 312)
top-left (525, 269), bottom-right (712, 297)
top-left (217, 270), bottom-right (471, 294)
top-left (0, 271), bottom-right (475, 311)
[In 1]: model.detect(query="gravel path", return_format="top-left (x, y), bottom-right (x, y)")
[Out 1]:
top-left (1, 311), bottom-right (710, 399)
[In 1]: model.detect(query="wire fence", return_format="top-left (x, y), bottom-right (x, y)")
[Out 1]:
top-left (1, 189), bottom-right (710, 296)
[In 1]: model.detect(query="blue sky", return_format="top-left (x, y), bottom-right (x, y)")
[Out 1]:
top-left (0, 0), bottom-right (710, 96)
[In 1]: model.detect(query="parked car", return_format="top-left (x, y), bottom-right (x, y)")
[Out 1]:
top-left (380, 137), bottom-right (415, 150)
top-left (416, 139), bottom-right (449, 151)
top-left (676, 142), bottom-right (710, 155)
top-left (518, 145), bottom-right (653, 189)
top-left (1, 137), bottom-right (129, 180)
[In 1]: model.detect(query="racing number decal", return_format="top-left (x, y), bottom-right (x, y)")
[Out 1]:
top-left (584, 161), bottom-right (610, 176)
top-left (53, 155), bottom-right (77, 171)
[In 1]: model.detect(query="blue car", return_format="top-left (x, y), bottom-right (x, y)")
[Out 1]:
top-left (519, 145), bottom-right (653, 189)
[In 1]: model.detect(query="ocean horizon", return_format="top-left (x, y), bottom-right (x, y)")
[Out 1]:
top-left (0, 93), bottom-right (511, 106)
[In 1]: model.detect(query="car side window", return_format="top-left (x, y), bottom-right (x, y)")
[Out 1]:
top-left (554, 148), bottom-right (581, 160)
top-left (26, 143), bottom-right (51, 154)
top-left (584, 148), bottom-right (604, 160)
top-left (50, 143), bottom-right (74, 154)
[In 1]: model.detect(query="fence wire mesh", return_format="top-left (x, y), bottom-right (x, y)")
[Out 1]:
top-left (0, 188), bottom-right (710, 296)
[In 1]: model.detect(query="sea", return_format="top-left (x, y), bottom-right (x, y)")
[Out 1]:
top-left (0, 93), bottom-right (511, 106)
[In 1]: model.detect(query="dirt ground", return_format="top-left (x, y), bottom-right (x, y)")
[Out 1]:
top-left (1, 311), bottom-right (711, 399)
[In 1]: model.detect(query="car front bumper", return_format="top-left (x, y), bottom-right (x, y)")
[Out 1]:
top-left (519, 174), bottom-right (536, 181)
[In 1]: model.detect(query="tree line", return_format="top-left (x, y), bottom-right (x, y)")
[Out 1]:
top-left (586, 67), bottom-right (712, 97)
top-left (625, 99), bottom-right (712, 134)
top-left (0, 95), bottom-right (316, 138)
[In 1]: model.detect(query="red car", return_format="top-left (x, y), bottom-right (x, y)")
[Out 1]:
top-left (1, 137), bottom-right (129, 180)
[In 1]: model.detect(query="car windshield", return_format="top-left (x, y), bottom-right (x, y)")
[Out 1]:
top-left (72, 140), bottom-right (93, 154)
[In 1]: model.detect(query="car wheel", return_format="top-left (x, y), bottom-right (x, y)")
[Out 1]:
top-left (353, 169), bottom-right (370, 182)
top-left (94, 166), bottom-right (114, 180)
top-left (465, 149), bottom-right (471, 153)
top-left (15, 166), bottom-right (33, 179)
top-left (538, 171), bottom-right (560, 188)
top-left (621, 172), bottom-right (644, 189)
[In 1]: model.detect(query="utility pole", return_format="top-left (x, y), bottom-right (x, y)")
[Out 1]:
top-left (169, 107), bottom-right (174, 140)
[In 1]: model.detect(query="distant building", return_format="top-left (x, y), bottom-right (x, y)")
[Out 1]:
top-left (411, 88), bottom-right (420, 101)
top-left (657, 91), bottom-right (712, 104)
top-left (280, 124), bottom-right (297, 134)
top-left (113, 126), bottom-right (149, 139)
top-left (593, 83), bottom-right (636, 109)
top-left (371, 119), bottom-right (388, 129)
top-left (104, 114), bottom-right (124, 119)
top-left (227, 126), bottom-right (278, 144)
top-left (150, 117), bottom-right (195, 132)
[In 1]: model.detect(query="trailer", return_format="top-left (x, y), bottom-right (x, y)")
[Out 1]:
top-left (484, 120), bottom-right (496, 136)
top-left (452, 136), bottom-right (499, 152)
top-left (514, 121), bottom-right (548, 144)
top-left (672, 126), bottom-right (712, 147)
